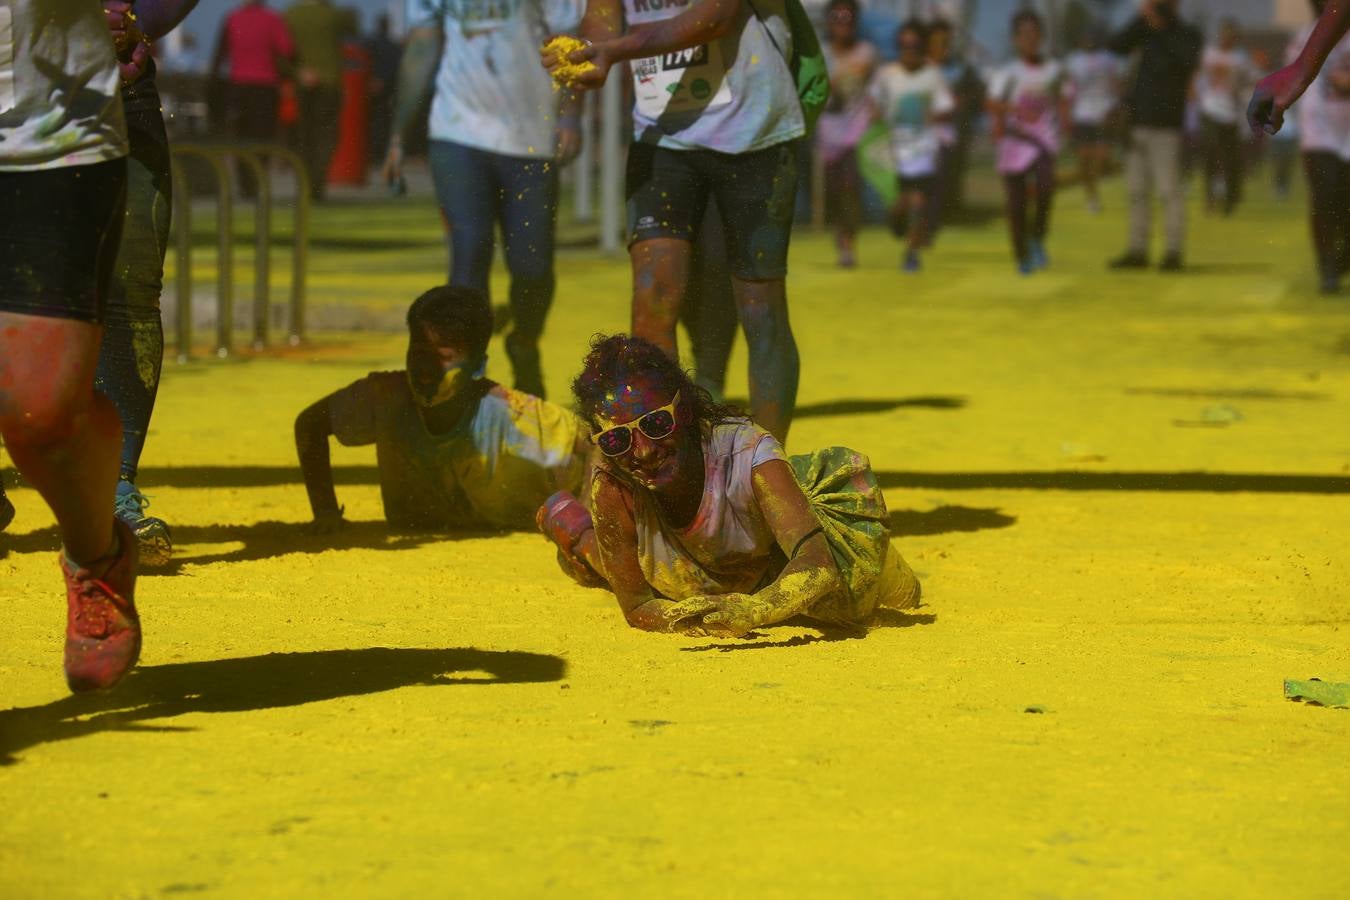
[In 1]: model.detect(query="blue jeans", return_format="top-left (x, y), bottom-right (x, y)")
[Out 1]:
top-left (429, 140), bottom-right (558, 397)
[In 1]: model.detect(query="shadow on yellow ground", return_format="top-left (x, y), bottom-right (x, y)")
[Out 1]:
top-left (0, 519), bottom-right (506, 568)
top-left (0, 647), bottom-right (565, 766)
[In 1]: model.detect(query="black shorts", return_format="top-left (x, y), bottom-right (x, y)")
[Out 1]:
top-left (896, 173), bottom-right (938, 196)
top-left (1073, 122), bottom-right (1108, 146)
top-left (0, 158), bottom-right (128, 323)
top-left (626, 140), bottom-right (799, 280)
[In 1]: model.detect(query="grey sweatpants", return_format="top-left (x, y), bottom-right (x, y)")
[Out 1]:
top-left (1125, 127), bottom-right (1186, 257)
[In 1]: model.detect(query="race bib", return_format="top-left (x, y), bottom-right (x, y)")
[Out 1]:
top-left (632, 43), bottom-right (732, 118)
top-left (0, 5), bottom-right (14, 115)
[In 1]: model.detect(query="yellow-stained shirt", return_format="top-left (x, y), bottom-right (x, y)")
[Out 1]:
top-left (330, 372), bottom-right (587, 530)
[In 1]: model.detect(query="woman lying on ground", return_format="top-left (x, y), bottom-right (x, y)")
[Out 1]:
top-left (538, 335), bottom-right (921, 638)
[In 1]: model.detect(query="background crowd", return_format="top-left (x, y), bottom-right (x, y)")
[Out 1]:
top-left (145, 0), bottom-right (1349, 296)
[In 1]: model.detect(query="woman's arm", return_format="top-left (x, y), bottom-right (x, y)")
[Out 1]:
top-left (382, 24), bottom-right (444, 184)
top-left (1249, 0), bottom-right (1350, 132)
top-left (663, 460), bottom-right (844, 638)
top-left (590, 474), bottom-right (682, 631)
top-left (294, 397), bottom-right (346, 533)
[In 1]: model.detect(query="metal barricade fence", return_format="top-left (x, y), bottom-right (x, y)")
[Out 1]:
top-left (169, 143), bottom-right (310, 361)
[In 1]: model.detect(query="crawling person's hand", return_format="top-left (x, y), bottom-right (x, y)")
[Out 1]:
top-left (663, 593), bottom-right (770, 638)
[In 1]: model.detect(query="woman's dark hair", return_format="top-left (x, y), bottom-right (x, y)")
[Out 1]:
top-left (406, 285), bottom-right (493, 360)
top-left (572, 334), bottom-right (742, 431)
top-left (1012, 8), bottom-right (1044, 33)
top-left (929, 17), bottom-right (953, 36)
top-left (897, 18), bottom-right (929, 48)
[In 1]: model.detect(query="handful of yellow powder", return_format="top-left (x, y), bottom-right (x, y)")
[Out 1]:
top-left (544, 36), bottom-right (597, 90)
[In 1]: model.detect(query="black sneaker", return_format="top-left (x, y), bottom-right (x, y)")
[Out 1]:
top-left (114, 482), bottom-right (172, 567)
top-left (1158, 254), bottom-right (1184, 272)
top-left (1109, 251), bottom-right (1149, 269)
top-left (0, 489), bottom-right (14, 533)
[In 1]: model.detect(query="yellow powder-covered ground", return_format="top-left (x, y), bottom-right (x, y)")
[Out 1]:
top-left (2, 182), bottom-right (1349, 897)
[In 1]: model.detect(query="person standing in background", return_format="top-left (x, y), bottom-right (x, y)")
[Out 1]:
top-left (367, 14), bottom-right (404, 164)
top-left (386, 0), bottom-right (584, 400)
top-left (285, 0), bottom-right (358, 202)
top-left (1064, 26), bottom-right (1120, 214)
top-left (927, 18), bottom-right (982, 235)
top-left (1106, 0), bottom-right (1202, 272)
top-left (869, 19), bottom-right (953, 273)
top-left (818, 0), bottom-right (878, 269)
top-left (1289, 0), bottom-right (1350, 294)
top-left (987, 9), bottom-right (1069, 276)
top-left (1198, 19), bottom-right (1253, 216)
top-left (211, 0), bottom-right (296, 197)
top-left (542, 0), bottom-right (810, 443)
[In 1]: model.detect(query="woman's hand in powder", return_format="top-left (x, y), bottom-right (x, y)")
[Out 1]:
top-left (664, 594), bottom-right (766, 638)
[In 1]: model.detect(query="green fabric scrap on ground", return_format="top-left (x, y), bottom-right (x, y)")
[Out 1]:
top-left (1284, 679), bottom-right (1350, 708)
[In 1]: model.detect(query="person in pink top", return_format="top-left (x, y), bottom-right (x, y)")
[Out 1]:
top-left (210, 0), bottom-right (295, 193)
top-left (987, 10), bottom-right (1070, 275)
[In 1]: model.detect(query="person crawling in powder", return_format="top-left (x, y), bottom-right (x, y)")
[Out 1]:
top-left (537, 334), bottom-right (921, 637)
top-left (295, 285), bottom-right (593, 533)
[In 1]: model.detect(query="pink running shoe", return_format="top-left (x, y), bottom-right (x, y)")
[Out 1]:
top-left (62, 519), bottom-right (141, 693)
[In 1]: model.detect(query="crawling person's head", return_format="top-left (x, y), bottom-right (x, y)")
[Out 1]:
top-left (404, 285), bottom-right (494, 407)
top-left (572, 334), bottom-right (738, 491)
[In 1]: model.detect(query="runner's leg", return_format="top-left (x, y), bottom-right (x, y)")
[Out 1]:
top-left (627, 144), bottom-right (706, 361)
top-left (713, 142), bottom-right (801, 442)
top-left (94, 91), bottom-right (174, 563)
top-left (0, 159), bottom-right (128, 565)
top-left (1031, 152), bottom-right (1056, 244)
top-left (496, 152), bottom-right (559, 397)
top-left (431, 140), bottom-right (498, 294)
top-left (1003, 170), bottom-right (1029, 265)
top-left (682, 199), bottom-right (737, 398)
